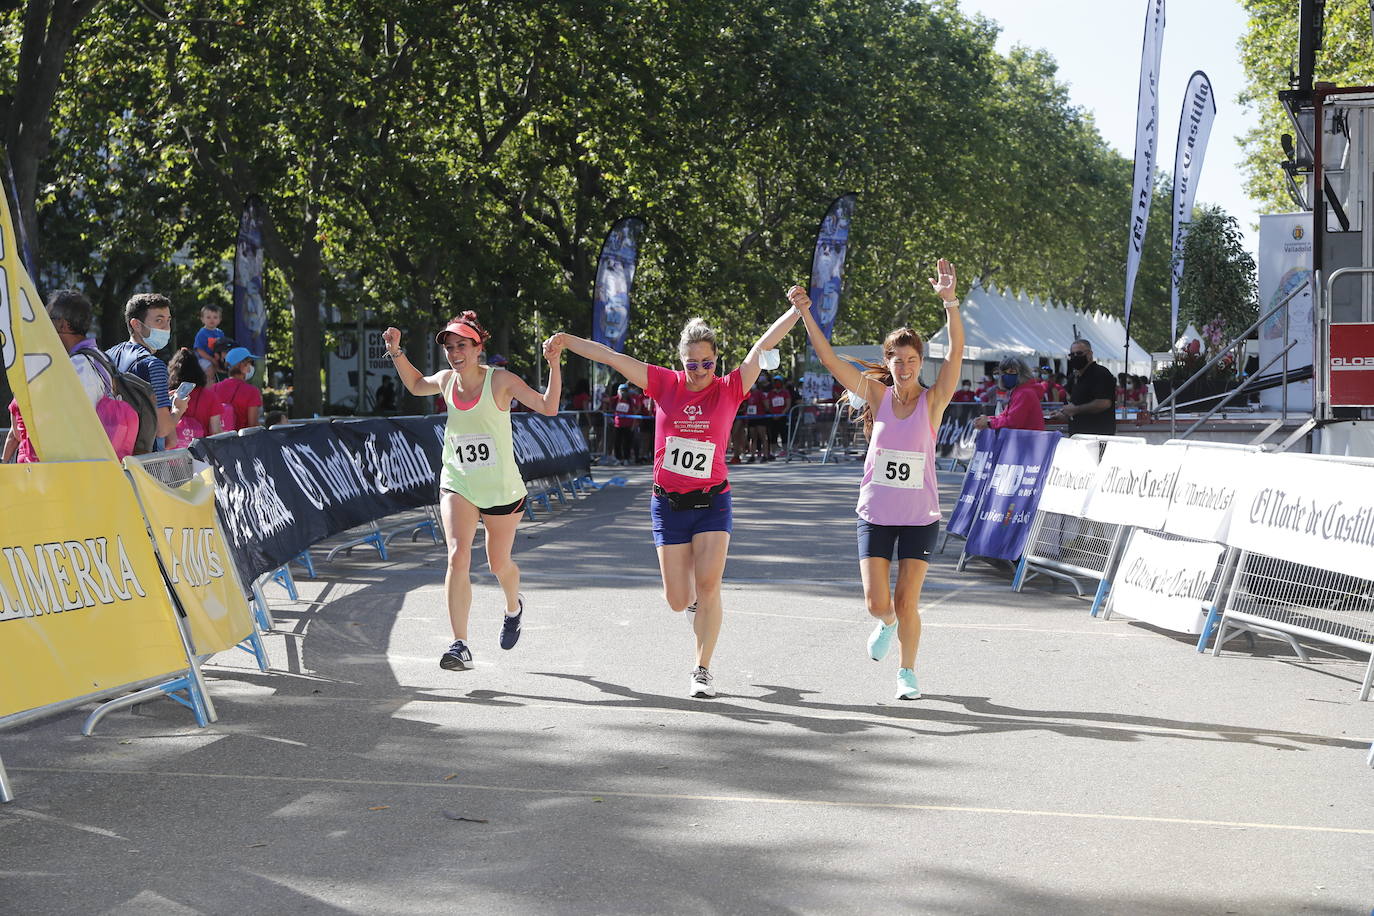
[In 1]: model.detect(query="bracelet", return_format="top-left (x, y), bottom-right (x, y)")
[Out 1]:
top-left (386, 350), bottom-right (402, 359)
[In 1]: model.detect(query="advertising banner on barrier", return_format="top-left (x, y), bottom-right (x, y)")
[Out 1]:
top-left (1110, 531), bottom-right (1222, 634)
top-left (947, 428), bottom-right (1000, 538)
top-left (1224, 453), bottom-right (1374, 579)
top-left (965, 430), bottom-right (1060, 561)
top-left (935, 402), bottom-right (985, 462)
top-left (1082, 441), bottom-right (1183, 529)
top-left (1162, 446), bottom-right (1244, 542)
top-left (124, 461), bottom-right (254, 656)
top-left (0, 462), bottom-right (186, 718)
top-left (193, 414), bottom-right (592, 584)
top-left (1035, 437), bottom-right (1101, 516)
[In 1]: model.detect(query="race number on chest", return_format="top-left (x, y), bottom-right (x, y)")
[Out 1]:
top-left (664, 435), bottom-right (714, 479)
top-left (874, 447), bottom-right (925, 489)
top-left (448, 433), bottom-right (497, 468)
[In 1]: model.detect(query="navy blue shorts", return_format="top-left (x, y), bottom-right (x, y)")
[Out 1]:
top-left (651, 490), bottom-right (733, 547)
top-left (856, 518), bottom-right (939, 562)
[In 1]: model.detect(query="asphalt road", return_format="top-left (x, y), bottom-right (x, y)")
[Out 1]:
top-left (1, 461), bottom-right (1372, 915)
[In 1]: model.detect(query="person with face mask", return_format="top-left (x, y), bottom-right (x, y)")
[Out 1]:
top-left (105, 292), bottom-right (186, 445)
top-left (1038, 366), bottom-right (1067, 404)
top-left (211, 347), bottom-right (264, 431)
top-left (974, 358), bottom-right (1045, 431)
top-left (1048, 339), bottom-right (1116, 435)
top-left (950, 380), bottom-right (976, 403)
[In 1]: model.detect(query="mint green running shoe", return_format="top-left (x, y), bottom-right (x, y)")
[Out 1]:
top-left (867, 619), bottom-right (897, 661)
top-left (895, 668), bottom-right (921, 700)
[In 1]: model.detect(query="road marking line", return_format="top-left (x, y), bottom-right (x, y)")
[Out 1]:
top-left (15, 767), bottom-right (1373, 836)
top-left (3, 807), bottom-right (127, 840)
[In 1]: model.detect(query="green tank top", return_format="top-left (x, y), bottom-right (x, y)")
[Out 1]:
top-left (439, 368), bottom-right (527, 508)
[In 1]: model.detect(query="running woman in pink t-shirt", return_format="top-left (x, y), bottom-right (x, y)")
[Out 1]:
top-left (790, 259), bottom-right (966, 700)
top-left (549, 303), bottom-right (800, 698)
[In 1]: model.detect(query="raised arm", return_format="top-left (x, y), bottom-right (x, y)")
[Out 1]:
top-left (738, 305), bottom-right (803, 391)
top-left (927, 258), bottom-right (964, 413)
top-left (549, 333), bottom-right (649, 391)
top-left (382, 327), bottom-right (446, 397)
top-left (496, 336), bottom-right (564, 416)
top-left (786, 285), bottom-right (873, 402)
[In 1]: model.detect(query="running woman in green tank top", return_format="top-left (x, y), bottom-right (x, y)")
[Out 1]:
top-left (382, 312), bottom-right (563, 672)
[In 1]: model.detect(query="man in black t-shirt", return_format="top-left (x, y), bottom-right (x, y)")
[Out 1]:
top-left (1048, 338), bottom-right (1116, 436)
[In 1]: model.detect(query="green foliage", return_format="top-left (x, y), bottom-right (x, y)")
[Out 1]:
top-left (1176, 206), bottom-right (1258, 343)
top-left (4, 0), bottom-right (1227, 411)
top-left (1238, 0), bottom-right (1374, 213)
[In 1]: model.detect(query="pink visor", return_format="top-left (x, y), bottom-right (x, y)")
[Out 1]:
top-left (435, 321), bottom-right (483, 345)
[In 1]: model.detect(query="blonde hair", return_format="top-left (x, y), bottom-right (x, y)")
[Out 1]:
top-left (678, 317), bottom-right (717, 359)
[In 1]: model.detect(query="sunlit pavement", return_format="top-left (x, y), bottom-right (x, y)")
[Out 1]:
top-left (2, 462), bottom-right (1371, 914)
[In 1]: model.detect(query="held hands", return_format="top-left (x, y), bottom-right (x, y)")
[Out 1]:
top-left (382, 327), bottom-right (401, 355)
top-left (542, 334), bottom-right (564, 365)
top-left (786, 285), bottom-right (811, 315)
top-left (929, 258), bottom-right (958, 303)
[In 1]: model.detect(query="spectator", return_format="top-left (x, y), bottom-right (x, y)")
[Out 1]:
top-left (950, 379), bottom-right (976, 403)
top-left (1039, 366), bottom-right (1067, 404)
top-left (975, 358), bottom-right (1045, 431)
top-left (746, 376), bottom-right (770, 461)
top-left (766, 374), bottom-right (791, 454)
top-left (264, 410), bottom-right (290, 428)
top-left (375, 375), bottom-right (398, 413)
top-left (212, 346), bottom-right (264, 431)
top-left (1049, 339), bottom-right (1116, 435)
top-left (106, 292), bottom-right (184, 445)
top-left (569, 378), bottom-right (592, 412)
top-left (194, 304), bottom-right (225, 380)
top-left (167, 347), bottom-right (228, 447)
top-left (610, 382), bottom-right (638, 465)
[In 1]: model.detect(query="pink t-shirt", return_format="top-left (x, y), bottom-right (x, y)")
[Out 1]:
top-left (645, 364), bottom-right (746, 493)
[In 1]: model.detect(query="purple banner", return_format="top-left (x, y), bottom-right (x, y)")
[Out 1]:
top-left (807, 193), bottom-right (857, 342)
top-left (964, 429), bottom-right (1062, 561)
top-left (591, 216), bottom-right (647, 352)
top-left (233, 195), bottom-right (268, 359)
top-left (947, 428), bottom-right (1000, 538)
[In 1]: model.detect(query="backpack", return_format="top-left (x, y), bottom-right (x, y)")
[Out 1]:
top-left (79, 349), bottom-right (159, 455)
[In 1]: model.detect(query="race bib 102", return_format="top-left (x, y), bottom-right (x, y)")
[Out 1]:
top-left (874, 447), bottom-right (925, 489)
top-left (663, 436), bottom-right (715, 479)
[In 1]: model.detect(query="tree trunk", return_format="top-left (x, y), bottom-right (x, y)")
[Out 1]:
top-left (288, 229), bottom-right (324, 418)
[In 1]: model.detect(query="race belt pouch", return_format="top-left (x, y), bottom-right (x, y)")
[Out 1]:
top-left (655, 482), bottom-right (725, 511)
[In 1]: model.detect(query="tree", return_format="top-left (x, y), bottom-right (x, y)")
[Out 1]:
top-left (1176, 205), bottom-right (1258, 343)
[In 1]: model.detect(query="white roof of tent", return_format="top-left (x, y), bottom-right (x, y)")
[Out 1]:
top-left (926, 283), bottom-right (1152, 375)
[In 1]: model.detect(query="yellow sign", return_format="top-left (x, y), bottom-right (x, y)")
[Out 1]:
top-left (0, 181), bottom-right (115, 463)
top-left (0, 462), bottom-right (187, 718)
top-left (124, 461), bottom-right (254, 655)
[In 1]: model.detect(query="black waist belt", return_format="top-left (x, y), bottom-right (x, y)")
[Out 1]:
top-left (653, 481), bottom-right (728, 498)
top-left (654, 480), bottom-right (728, 510)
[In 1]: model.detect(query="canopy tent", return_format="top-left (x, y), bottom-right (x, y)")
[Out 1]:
top-left (920, 283), bottom-right (1153, 380)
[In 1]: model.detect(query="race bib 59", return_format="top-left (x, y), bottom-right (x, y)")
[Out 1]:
top-left (874, 447), bottom-right (925, 489)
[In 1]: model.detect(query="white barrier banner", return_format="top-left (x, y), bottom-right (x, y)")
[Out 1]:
top-left (1163, 446), bottom-right (1247, 542)
top-left (1082, 441), bottom-right (1182, 528)
top-left (1036, 438), bottom-right (1101, 516)
top-left (1112, 531), bottom-right (1222, 634)
top-left (1225, 453), bottom-right (1374, 578)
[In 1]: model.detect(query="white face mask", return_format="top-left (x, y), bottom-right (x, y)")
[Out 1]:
top-left (242, 365), bottom-right (255, 381)
top-left (141, 324), bottom-right (170, 351)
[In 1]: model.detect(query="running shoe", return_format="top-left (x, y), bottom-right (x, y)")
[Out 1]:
top-left (686, 602), bottom-right (697, 615)
top-left (440, 639), bottom-right (473, 671)
top-left (500, 594), bottom-right (524, 650)
top-left (867, 619), bottom-right (897, 661)
top-left (895, 668), bottom-right (921, 700)
top-left (689, 666), bottom-right (715, 698)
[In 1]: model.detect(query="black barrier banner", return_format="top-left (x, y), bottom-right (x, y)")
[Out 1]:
top-left (935, 402), bottom-right (989, 461)
top-left (192, 414), bottom-right (591, 584)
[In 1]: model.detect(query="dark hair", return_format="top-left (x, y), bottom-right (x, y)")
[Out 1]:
top-left (125, 292), bottom-right (172, 325)
top-left (445, 310), bottom-right (491, 344)
top-left (264, 411), bottom-right (289, 428)
top-left (167, 347), bottom-right (208, 389)
top-left (851, 327), bottom-right (923, 438)
top-left (46, 289), bottom-right (93, 336)
top-left (200, 303), bottom-right (222, 314)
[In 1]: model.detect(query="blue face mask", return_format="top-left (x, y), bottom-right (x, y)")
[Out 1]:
top-left (1001, 373), bottom-right (1019, 390)
top-left (140, 323), bottom-right (170, 351)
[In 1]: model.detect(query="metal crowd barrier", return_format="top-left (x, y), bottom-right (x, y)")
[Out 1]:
top-left (1209, 452), bottom-right (1374, 701)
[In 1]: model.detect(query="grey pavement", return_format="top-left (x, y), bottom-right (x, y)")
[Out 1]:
top-left (2, 462), bottom-right (1373, 915)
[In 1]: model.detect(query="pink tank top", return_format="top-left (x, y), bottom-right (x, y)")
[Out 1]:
top-left (856, 387), bottom-right (942, 526)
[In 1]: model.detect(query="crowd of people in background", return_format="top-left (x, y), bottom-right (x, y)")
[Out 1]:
top-left (4, 290), bottom-right (269, 463)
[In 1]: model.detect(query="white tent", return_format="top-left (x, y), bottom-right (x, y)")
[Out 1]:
top-left (923, 283), bottom-right (1153, 381)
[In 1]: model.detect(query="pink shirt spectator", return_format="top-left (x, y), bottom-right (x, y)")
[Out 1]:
top-left (645, 364), bottom-right (745, 493)
top-left (212, 377), bottom-right (263, 432)
top-left (986, 382), bottom-right (1046, 430)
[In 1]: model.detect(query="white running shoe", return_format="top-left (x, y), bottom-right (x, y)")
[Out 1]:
top-left (689, 666), bottom-right (715, 698)
top-left (895, 667), bottom-right (922, 700)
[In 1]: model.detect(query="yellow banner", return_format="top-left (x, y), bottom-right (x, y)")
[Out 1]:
top-left (124, 460), bottom-right (254, 655)
top-left (0, 462), bottom-right (187, 718)
top-left (0, 182), bottom-right (115, 463)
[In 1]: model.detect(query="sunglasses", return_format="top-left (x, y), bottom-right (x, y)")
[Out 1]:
top-left (684, 359), bottom-right (716, 371)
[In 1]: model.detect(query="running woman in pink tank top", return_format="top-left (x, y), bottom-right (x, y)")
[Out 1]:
top-left (790, 259), bottom-right (966, 700)
top-left (548, 300), bottom-right (801, 699)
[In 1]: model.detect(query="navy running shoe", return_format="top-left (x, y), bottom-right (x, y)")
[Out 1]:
top-left (500, 595), bottom-right (524, 650)
top-left (440, 639), bottom-right (473, 671)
